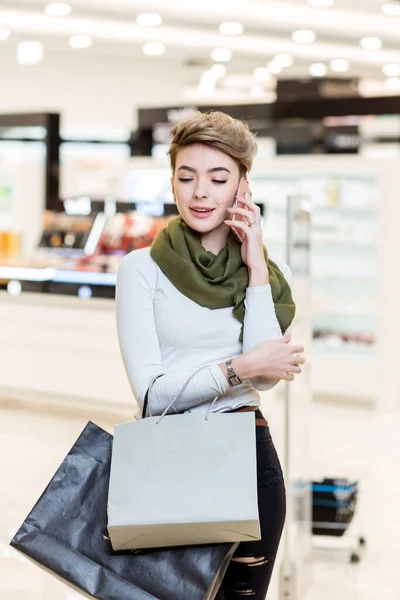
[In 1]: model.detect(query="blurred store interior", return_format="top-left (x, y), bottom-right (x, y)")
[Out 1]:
top-left (0, 0), bottom-right (400, 599)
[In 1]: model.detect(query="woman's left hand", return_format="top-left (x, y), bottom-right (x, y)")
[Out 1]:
top-left (224, 191), bottom-right (268, 273)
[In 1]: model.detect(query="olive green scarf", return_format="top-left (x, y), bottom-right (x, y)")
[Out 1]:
top-left (150, 216), bottom-right (295, 342)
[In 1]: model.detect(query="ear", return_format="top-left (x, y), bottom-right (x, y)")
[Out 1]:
top-left (170, 176), bottom-right (175, 202)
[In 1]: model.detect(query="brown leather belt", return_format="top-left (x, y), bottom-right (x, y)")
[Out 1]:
top-left (236, 405), bottom-right (269, 427)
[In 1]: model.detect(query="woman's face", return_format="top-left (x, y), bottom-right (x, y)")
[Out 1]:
top-left (171, 143), bottom-right (241, 237)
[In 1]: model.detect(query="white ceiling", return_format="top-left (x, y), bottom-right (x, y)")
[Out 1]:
top-left (1, 0), bottom-right (400, 99)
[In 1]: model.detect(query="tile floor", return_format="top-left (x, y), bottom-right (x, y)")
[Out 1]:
top-left (0, 399), bottom-right (399, 600)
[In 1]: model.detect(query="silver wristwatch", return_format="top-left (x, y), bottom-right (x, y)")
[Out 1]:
top-left (226, 358), bottom-right (242, 387)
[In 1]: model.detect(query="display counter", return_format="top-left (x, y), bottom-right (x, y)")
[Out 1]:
top-left (0, 291), bottom-right (134, 414)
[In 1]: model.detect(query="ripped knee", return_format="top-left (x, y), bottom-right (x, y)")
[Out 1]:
top-left (228, 556), bottom-right (270, 596)
top-left (231, 556), bottom-right (269, 567)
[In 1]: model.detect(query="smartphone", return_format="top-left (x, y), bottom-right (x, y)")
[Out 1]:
top-left (231, 177), bottom-right (250, 243)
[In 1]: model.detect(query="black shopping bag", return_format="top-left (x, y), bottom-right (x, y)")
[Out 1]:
top-left (10, 421), bottom-right (236, 600)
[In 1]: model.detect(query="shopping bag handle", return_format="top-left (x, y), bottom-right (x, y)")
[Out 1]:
top-left (142, 373), bottom-right (164, 419)
top-left (142, 365), bottom-right (220, 424)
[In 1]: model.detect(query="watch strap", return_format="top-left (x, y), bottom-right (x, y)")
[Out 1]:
top-left (226, 358), bottom-right (242, 386)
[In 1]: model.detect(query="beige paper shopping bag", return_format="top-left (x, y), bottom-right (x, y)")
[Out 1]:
top-left (107, 369), bottom-right (261, 551)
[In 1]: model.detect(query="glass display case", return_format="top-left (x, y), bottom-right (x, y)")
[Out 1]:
top-left (250, 172), bottom-right (379, 359)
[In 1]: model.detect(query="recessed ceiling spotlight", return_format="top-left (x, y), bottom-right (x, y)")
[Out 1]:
top-left (143, 42), bottom-right (165, 56)
top-left (210, 63), bottom-right (227, 78)
top-left (136, 13), bottom-right (162, 27)
top-left (268, 61), bottom-right (282, 75)
top-left (360, 36), bottom-right (382, 50)
top-left (0, 28), bottom-right (11, 40)
top-left (309, 63), bottom-right (328, 77)
top-left (17, 41), bottom-right (44, 65)
top-left (330, 58), bottom-right (350, 72)
top-left (382, 3), bottom-right (400, 16)
top-left (292, 29), bottom-right (316, 44)
top-left (211, 48), bottom-right (232, 62)
top-left (382, 63), bottom-right (400, 77)
top-left (45, 3), bottom-right (72, 17)
top-left (254, 67), bottom-right (271, 82)
top-left (274, 53), bottom-right (294, 67)
top-left (386, 77), bottom-right (400, 90)
top-left (219, 22), bottom-right (244, 35)
top-left (308, 0), bottom-right (333, 6)
top-left (69, 35), bottom-right (93, 49)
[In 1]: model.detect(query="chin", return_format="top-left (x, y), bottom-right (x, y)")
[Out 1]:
top-left (186, 219), bottom-right (222, 234)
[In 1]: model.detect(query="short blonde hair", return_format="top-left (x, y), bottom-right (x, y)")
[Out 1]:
top-left (169, 111), bottom-right (258, 176)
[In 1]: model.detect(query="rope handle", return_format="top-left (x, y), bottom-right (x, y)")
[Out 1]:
top-left (142, 365), bottom-right (220, 424)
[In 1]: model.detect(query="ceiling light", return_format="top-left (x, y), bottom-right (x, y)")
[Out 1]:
top-left (330, 58), bottom-right (350, 72)
top-left (0, 28), bottom-right (11, 40)
top-left (292, 30), bottom-right (316, 44)
top-left (136, 13), bottom-right (162, 27)
top-left (360, 37), bottom-right (382, 50)
top-left (45, 3), bottom-right (72, 17)
top-left (219, 22), bottom-right (244, 35)
top-left (69, 35), bottom-right (93, 49)
top-left (211, 48), bottom-right (232, 62)
top-left (143, 42), bottom-right (165, 56)
top-left (268, 61), bottom-right (282, 75)
top-left (308, 0), bottom-right (333, 6)
top-left (210, 63), bottom-right (227, 78)
top-left (273, 53), bottom-right (293, 67)
top-left (386, 77), bottom-right (400, 90)
top-left (382, 63), bottom-right (400, 77)
top-left (309, 63), bottom-right (328, 77)
top-left (254, 67), bottom-right (271, 82)
top-left (17, 41), bottom-right (43, 65)
top-left (382, 3), bottom-right (400, 16)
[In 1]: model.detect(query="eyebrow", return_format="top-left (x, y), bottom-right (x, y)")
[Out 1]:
top-left (177, 165), bottom-right (231, 174)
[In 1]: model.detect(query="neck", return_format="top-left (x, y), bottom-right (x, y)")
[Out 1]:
top-left (200, 225), bottom-right (229, 255)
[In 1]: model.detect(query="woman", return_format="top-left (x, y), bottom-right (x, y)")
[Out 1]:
top-left (116, 111), bottom-right (305, 599)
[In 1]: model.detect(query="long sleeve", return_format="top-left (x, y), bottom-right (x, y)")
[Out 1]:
top-left (116, 252), bottom-right (229, 417)
top-left (242, 261), bottom-right (293, 391)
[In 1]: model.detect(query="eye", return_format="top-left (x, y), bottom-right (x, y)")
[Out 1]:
top-left (178, 177), bottom-right (193, 183)
top-left (213, 180), bottom-right (228, 184)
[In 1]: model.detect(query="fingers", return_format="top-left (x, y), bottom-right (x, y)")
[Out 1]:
top-left (227, 207), bottom-right (253, 220)
top-left (283, 366), bottom-right (302, 381)
top-left (283, 372), bottom-right (295, 381)
top-left (236, 194), bottom-right (260, 226)
top-left (237, 192), bottom-right (260, 215)
top-left (223, 218), bottom-right (250, 230)
top-left (292, 345), bottom-right (305, 353)
top-left (291, 354), bottom-right (306, 366)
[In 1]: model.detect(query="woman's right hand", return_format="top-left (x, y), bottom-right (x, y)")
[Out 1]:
top-left (246, 334), bottom-right (305, 381)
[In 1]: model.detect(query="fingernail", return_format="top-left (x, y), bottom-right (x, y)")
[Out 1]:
top-left (245, 193), bottom-right (250, 200)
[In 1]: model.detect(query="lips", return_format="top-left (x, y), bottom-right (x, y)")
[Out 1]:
top-left (190, 207), bottom-right (215, 218)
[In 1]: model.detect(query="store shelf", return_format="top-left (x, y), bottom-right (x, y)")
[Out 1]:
top-left (254, 167), bottom-right (380, 403)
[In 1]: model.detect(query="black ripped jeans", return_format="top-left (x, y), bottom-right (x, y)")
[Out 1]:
top-left (216, 409), bottom-right (286, 600)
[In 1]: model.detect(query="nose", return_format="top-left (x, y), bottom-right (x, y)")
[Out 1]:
top-left (193, 181), bottom-right (208, 199)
